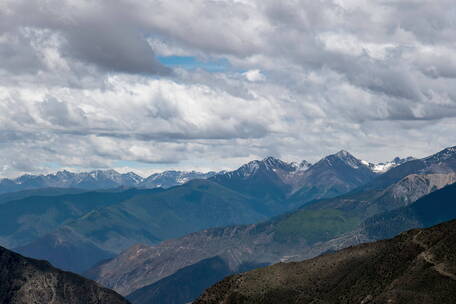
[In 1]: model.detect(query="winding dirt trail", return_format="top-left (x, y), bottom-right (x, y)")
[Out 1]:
top-left (413, 231), bottom-right (456, 281)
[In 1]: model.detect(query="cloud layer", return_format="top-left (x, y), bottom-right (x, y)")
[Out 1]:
top-left (1, 0), bottom-right (456, 177)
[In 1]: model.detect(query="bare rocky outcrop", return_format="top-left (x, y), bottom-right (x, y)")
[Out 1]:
top-left (0, 246), bottom-right (129, 304)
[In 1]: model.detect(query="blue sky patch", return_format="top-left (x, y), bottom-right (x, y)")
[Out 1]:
top-left (157, 56), bottom-right (232, 72)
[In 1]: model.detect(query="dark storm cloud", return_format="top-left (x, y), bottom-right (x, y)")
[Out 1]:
top-left (0, 30), bottom-right (45, 74)
top-left (0, 0), bottom-right (170, 75)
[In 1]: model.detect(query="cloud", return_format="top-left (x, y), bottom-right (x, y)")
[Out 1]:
top-left (1, 0), bottom-right (456, 177)
top-left (244, 70), bottom-right (266, 82)
top-left (0, 0), bottom-right (170, 75)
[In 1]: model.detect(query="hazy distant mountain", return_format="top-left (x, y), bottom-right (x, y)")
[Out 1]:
top-left (195, 219), bottom-right (456, 304)
top-left (0, 169), bottom-right (218, 194)
top-left (0, 245), bottom-right (129, 304)
top-left (0, 170), bottom-right (143, 194)
top-left (0, 188), bottom-right (161, 249)
top-left (15, 180), bottom-right (271, 273)
top-left (0, 188), bottom-right (86, 205)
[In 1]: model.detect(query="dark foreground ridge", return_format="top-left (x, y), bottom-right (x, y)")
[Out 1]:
top-left (195, 219), bottom-right (456, 304)
top-left (0, 246), bottom-right (129, 304)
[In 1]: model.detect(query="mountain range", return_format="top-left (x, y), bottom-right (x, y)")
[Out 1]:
top-left (86, 146), bottom-right (456, 303)
top-left (2, 147), bottom-right (455, 304)
top-left (6, 150), bottom-right (396, 274)
top-left (0, 154), bottom-right (413, 195)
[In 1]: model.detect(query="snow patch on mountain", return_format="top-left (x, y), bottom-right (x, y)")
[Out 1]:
top-left (363, 156), bottom-right (416, 173)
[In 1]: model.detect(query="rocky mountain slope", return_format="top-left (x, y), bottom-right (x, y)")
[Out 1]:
top-left (0, 245), bottom-right (129, 304)
top-left (195, 219), bottom-right (456, 304)
top-left (361, 178), bottom-right (456, 242)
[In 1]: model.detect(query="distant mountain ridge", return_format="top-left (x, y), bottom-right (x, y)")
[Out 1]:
top-left (0, 152), bottom-right (416, 195)
top-left (0, 188), bottom-right (162, 249)
top-left (0, 169), bottom-right (216, 194)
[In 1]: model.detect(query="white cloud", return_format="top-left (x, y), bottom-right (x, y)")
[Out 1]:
top-left (0, 0), bottom-right (456, 177)
top-left (244, 69), bottom-right (266, 82)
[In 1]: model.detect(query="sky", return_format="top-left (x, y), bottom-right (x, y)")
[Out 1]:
top-left (1, 0), bottom-right (456, 178)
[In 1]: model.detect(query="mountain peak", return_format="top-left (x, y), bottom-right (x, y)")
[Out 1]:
top-left (261, 156), bottom-right (289, 169)
top-left (323, 150), bottom-right (365, 170)
top-left (335, 150), bottom-right (351, 158)
top-left (262, 156), bottom-right (281, 163)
